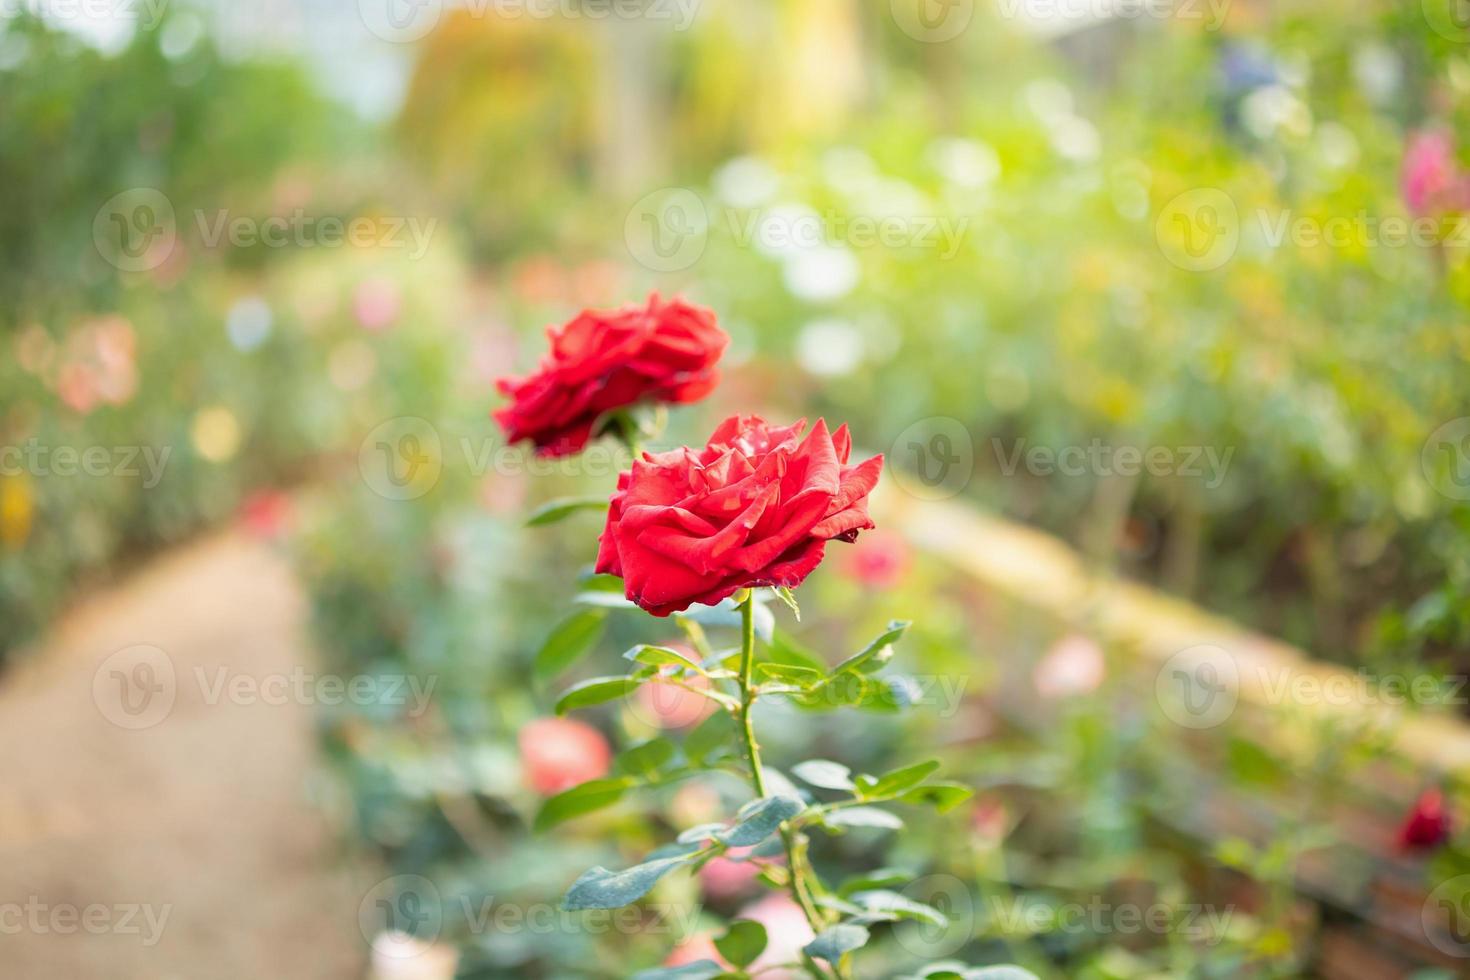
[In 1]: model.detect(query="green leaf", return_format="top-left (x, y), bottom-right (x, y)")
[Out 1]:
top-left (714, 919), bottom-right (768, 969)
top-left (624, 644), bottom-right (705, 672)
top-left (616, 737), bottom-right (676, 778)
top-left (756, 663), bottom-right (824, 688)
top-left (534, 777), bottom-right (632, 832)
top-left (825, 807), bottom-right (903, 831)
top-left (804, 923), bottom-right (871, 964)
top-left (720, 795), bottom-right (805, 846)
top-left (630, 962), bottom-right (729, 980)
top-left (534, 610), bottom-right (607, 683)
top-left (562, 853), bottom-right (698, 910)
top-left (900, 781), bottom-right (974, 813)
top-left (866, 759), bottom-right (941, 798)
top-left (527, 496), bottom-right (609, 527)
top-left (791, 760), bottom-right (855, 791)
top-left (766, 630), bottom-right (828, 673)
top-left (849, 890), bottom-right (949, 926)
top-left (555, 676), bottom-right (640, 715)
top-left (830, 620), bottom-right (911, 676)
top-left (838, 868), bottom-right (911, 897)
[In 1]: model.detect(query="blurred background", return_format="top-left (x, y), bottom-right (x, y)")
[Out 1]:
top-left (5, 0), bottom-right (1470, 977)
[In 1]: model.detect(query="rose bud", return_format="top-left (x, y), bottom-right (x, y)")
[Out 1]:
top-left (517, 717), bottom-right (612, 796)
top-left (1397, 788), bottom-right (1452, 852)
top-left (595, 415), bottom-right (884, 616)
top-left (493, 293), bottom-right (728, 457)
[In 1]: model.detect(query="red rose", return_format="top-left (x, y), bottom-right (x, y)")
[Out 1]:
top-left (1397, 788), bottom-right (1452, 852)
top-left (494, 294), bottom-right (728, 457)
top-left (595, 415), bottom-right (883, 616)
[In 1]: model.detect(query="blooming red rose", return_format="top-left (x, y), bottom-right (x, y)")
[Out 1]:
top-left (1397, 787), bottom-right (1452, 852)
top-left (494, 294), bottom-right (728, 457)
top-left (595, 415), bottom-right (883, 616)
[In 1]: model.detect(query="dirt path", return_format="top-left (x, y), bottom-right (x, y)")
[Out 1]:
top-left (0, 531), bottom-right (366, 979)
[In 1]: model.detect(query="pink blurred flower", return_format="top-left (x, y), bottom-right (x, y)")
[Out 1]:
top-left (842, 528), bottom-right (912, 589)
top-left (1032, 633), bottom-right (1106, 699)
top-left (663, 933), bottom-right (728, 970)
top-left (14, 323), bottom-right (54, 375)
top-left (971, 796), bottom-right (1009, 845)
top-left (698, 846), bottom-right (764, 901)
top-left (518, 717), bottom-right (611, 796)
top-left (1402, 130), bottom-right (1469, 216)
top-left (55, 316), bottom-right (138, 413)
top-left (239, 490), bottom-right (293, 539)
top-left (1397, 788), bottom-right (1452, 853)
top-left (738, 893), bottom-right (815, 975)
top-left (632, 650), bottom-right (715, 729)
top-left (354, 278), bottom-right (402, 332)
top-left (56, 360), bottom-right (101, 414)
top-left (479, 473), bottom-right (529, 516)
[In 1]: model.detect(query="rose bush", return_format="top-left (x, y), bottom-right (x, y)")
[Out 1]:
top-left (494, 293), bottom-right (728, 456)
top-left (594, 415), bottom-right (884, 615)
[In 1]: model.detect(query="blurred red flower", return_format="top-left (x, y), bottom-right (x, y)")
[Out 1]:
top-left (517, 717), bottom-right (611, 796)
top-left (842, 528), bottom-right (911, 589)
top-left (1397, 788), bottom-right (1451, 852)
top-left (596, 415), bottom-right (883, 616)
top-left (1402, 130), bottom-right (1469, 216)
top-left (494, 294), bottom-right (727, 457)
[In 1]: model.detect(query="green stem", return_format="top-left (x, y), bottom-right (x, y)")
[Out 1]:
top-left (736, 593), bottom-right (841, 980)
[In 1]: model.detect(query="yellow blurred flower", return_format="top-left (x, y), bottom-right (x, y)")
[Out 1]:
top-left (192, 406), bottom-right (242, 463)
top-left (0, 475), bottom-right (35, 549)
